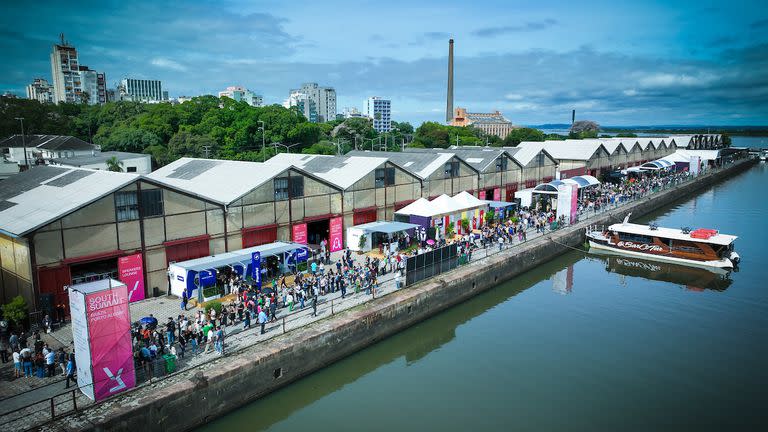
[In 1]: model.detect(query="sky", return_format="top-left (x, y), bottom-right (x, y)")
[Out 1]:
top-left (1, 0), bottom-right (767, 126)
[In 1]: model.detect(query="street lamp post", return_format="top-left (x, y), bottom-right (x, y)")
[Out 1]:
top-left (258, 120), bottom-right (266, 162)
top-left (14, 117), bottom-right (28, 169)
top-left (273, 143), bottom-right (300, 154)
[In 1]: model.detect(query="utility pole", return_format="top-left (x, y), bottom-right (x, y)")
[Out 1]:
top-left (258, 120), bottom-right (266, 162)
top-left (456, 134), bottom-right (459, 147)
top-left (15, 117), bottom-right (28, 169)
top-left (202, 145), bottom-right (211, 158)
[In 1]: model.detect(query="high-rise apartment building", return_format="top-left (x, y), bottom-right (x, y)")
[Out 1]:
top-left (283, 92), bottom-right (318, 122)
top-left (49, 35), bottom-right (106, 105)
top-left (118, 78), bottom-right (165, 102)
top-left (286, 83), bottom-right (336, 122)
top-left (26, 78), bottom-right (54, 103)
top-left (364, 97), bottom-right (392, 133)
top-left (79, 67), bottom-right (107, 104)
top-left (218, 86), bottom-right (263, 107)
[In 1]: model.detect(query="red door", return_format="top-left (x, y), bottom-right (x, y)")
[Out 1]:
top-left (38, 266), bottom-right (72, 316)
top-left (353, 208), bottom-right (377, 225)
top-left (505, 183), bottom-right (518, 201)
top-left (242, 225), bottom-right (278, 248)
top-left (165, 236), bottom-right (210, 265)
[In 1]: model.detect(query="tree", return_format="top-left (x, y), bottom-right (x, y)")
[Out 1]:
top-left (302, 140), bottom-right (338, 155)
top-left (503, 127), bottom-right (545, 146)
top-left (105, 156), bottom-right (124, 172)
top-left (615, 132), bottom-right (637, 138)
top-left (1, 296), bottom-right (28, 327)
top-left (167, 130), bottom-right (216, 159)
top-left (569, 120), bottom-right (600, 139)
top-left (99, 126), bottom-right (162, 153)
top-left (79, 91), bottom-right (91, 105)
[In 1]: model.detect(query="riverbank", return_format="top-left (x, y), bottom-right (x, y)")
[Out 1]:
top-left (43, 157), bottom-right (757, 432)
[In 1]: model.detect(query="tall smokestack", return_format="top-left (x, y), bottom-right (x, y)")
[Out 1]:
top-left (571, 109), bottom-right (575, 125)
top-left (446, 39), bottom-right (454, 123)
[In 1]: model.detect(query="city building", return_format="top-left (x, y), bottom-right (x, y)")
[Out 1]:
top-left (79, 66), bottom-right (107, 104)
top-left (118, 78), bottom-right (165, 102)
top-left (451, 108), bottom-right (516, 139)
top-left (286, 83), bottom-right (336, 122)
top-left (342, 107), bottom-right (366, 118)
top-left (364, 97), bottom-right (392, 133)
top-left (26, 78), bottom-right (54, 104)
top-left (49, 151), bottom-right (152, 174)
top-left (49, 35), bottom-right (106, 105)
top-left (269, 153), bottom-right (422, 224)
top-left (0, 135), bottom-right (99, 169)
top-left (284, 92), bottom-right (317, 122)
top-left (218, 86), bottom-right (263, 107)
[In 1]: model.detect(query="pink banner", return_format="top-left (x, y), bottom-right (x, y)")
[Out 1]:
top-left (570, 184), bottom-right (578, 224)
top-left (86, 283), bottom-right (136, 401)
top-left (329, 217), bottom-right (344, 252)
top-left (292, 223), bottom-right (308, 244)
top-left (118, 254), bottom-right (145, 303)
top-left (493, 187), bottom-right (501, 201)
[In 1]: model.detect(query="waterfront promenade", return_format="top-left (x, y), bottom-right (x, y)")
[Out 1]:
top-left (0, 156), bottom-right (754, 432)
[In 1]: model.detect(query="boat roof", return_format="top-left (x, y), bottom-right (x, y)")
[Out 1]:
top-left (607, 222), bottom-right (737, 246)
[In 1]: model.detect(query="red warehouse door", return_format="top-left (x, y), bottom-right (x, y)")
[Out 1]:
top-left (242, 225), bottom-right (278, 248)
top-left (353, 208), bottom-right (378, 225)
top-left (165, 235), bottom-right (211, 265)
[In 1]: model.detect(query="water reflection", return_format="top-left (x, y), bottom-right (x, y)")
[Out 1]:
top-left (594, 253), bottom-right (732, 291)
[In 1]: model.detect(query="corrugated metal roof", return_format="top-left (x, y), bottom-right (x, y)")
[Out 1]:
top-left (147, 157), bottom-right (294, 205)
top-left (49, 151), bottom-right (149, 166)
top-left (0, 166), bottom-right (139, 236)
top-left (0, 135), bottom-right (98, 151)
top-left (268, 153), bottom-right (388, 189)
top-left (346, 150), bottom-right (466, 179)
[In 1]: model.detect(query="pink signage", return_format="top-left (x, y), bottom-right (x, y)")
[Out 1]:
top-left (85, 283), bottom-right (136, 401)
top-left (329, 217), bottom-right (344, 252)
top-left (118, 253), bottom-right (145, 303)
top-left (570, 184), bottom-right (578, 224)
top-left (493, 187), bottom-right (501, 201)
top-left (292, 223), bottom-right (308, 244)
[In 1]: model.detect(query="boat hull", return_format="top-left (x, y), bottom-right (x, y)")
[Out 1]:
top-left (587, 238), bottom-right (734, 270)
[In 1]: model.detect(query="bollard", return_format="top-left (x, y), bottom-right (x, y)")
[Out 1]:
top-left (72, 389), bottom-right (77, 411)
top-left (331, 299), bottom-right (334, 315)
top-left (50, 397), bottom-right (55, 419)
top-left (282, 316), bottom-right (286, 333)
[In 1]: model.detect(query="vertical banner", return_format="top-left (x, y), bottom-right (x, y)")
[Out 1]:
top-left (70, 280), bottom-right (136, 401)
top-left (292, 223), bottom-right (308, 244)
top-left (118, 253), bottom-right (145, 303)
top-left (556, 184), bottom-right (578, 225)
top-left (251, 252), bottom-right (261, 288)
top-left (493, 187), bottom-right (501, 201)
top-left (329, 217), bottom-right (344, 252)
top-left (689, 156), bottom-right (701, 176)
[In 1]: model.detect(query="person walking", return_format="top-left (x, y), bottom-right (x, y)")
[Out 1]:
top-left (65, 356), bottom-right (75, 388)
top-left (214, 326), bottom-right (224, 355)
top-left (181, 290), bottom-right (188, 311)
top-left (12, 350), bottom-right (21, 378)
top-left (258, 309), bottom-right (268, 335)
top-left (45, 348), bottom-right (55, 377)
top-left (312, 295), bottom-right (318, 317)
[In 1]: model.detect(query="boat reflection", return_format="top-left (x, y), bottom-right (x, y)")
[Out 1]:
top-left (592, 251), bottom-right (732, 291)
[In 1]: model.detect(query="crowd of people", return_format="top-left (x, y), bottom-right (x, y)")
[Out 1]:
top-left (1, 329), bottom-right (77, 388)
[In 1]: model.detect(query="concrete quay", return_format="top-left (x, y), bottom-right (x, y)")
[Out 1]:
top-left (43, 157), bottom-right (757, 432)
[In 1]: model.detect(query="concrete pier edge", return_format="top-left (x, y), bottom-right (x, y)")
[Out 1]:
top-left (43, 158), bottom-right (757, 432)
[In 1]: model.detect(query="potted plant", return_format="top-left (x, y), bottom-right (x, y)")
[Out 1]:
top-left (461, 218), bottom-right (470, 233)
top-left (358, 234), bottom-right (367, 253)
top-left (202, 285), bottom-right (222, 302)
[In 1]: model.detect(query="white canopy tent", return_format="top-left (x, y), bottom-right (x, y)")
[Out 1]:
top-left (346, 221), bottom-right (420, 252)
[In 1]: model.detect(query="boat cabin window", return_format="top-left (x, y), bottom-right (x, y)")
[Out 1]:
top-left (670, 240), bottom-right (704, 254)
top-left (618, 233), bottom-right (653, 244)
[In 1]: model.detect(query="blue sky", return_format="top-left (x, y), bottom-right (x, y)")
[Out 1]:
top-left (2, 0), bottom-right (767, 125)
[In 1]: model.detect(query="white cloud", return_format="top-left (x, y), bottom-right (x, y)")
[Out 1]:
top-left (638, 72), bottom-right (718, 88)
top-left (623, 89), bottom-right (638, 96)
top-left (505, 93), bottom-right (524, 100)
top-left (151, 57), bottom-right (187, 71)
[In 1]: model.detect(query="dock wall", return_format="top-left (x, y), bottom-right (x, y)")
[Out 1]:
top-left (46, 158), bottom-right (756, 432)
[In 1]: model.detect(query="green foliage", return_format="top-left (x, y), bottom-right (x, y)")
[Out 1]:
top-left (484, 209), bottom-right (495, 223)
top-left (358, 234), bottom-right (367, 249)
top-left (302, 141), bottom-right (337, 155)
top-left (446, 222), bottom-right (455, 237)
top-left (105, 156), bottom-right (124, 172)
top-left (204, 299), bottom-right (223, 316)
top-left (721, 133), bottom-right (731, 147)
top-left (412, 122), bottom-right (483, 148)
top-left (615, 132), bottom-right (638, 138)
top-left (203, 285), bottom-right (222, 299)
top-left (503, 127), bottom-right (545, 146)
top-left (1, 296), bottom-right (28, 326)
top-left (460, 218), bottom-right (470, 232)
top-left (569, 120), bottom-right (600, 139)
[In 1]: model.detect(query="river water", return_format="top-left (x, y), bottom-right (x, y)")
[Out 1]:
top-left (202, 138), bottom-right (768, 431)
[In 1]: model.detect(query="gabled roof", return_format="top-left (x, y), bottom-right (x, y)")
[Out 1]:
top-left (670, 135), bottom-right (693, 148)
top-left (518, 140), bottom-right (609, 162)
top-left (147, 157), bottom-right (340, 205)
top-left (346, 150), bottom-right (478, 179)
top-left (268, 153), bottom-right (392, 189)
top-left (0, 135), bottom-right (98, 151)
top-left (507, 143), bottom-right (557, 166)
top-left (0, 166), bottom-right (139, 237)
top-left (600, 141), bottom-right (627, 155)
top-left (410, 146), bottom-right (521, 172)
top-left (49, 151), bottom-right (149, 166)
